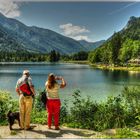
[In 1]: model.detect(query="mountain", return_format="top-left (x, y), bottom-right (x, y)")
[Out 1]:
top-left (120, 16), bottom-right (140, 40)
top-left (88, 16), bottom-right (140, 64)
top-left (0, 13), bottom-right (87, 54)
top-left (79, 40), bottom-right (105, 51)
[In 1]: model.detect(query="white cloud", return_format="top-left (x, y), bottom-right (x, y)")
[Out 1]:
top-left (73, 35), bottom-right (92, 42)
top-left (0, 0), bottom-right (21, 18)
top-left (60, 23), bottom-right (89, 36)
top-left (60, 23), bottom-right (91, 41)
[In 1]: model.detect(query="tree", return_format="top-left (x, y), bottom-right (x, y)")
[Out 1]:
top-left (110, 32), bottom-right (122, 65)
top-left (49, 50), bottom-right (60, 62)
top-left (71, 51), bottom-right (88, 61)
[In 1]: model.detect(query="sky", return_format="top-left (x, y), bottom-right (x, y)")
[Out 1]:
top-left (0, 0), bottom-right (140, 42)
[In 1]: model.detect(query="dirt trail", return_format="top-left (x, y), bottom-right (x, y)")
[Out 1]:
top-left (0, 124), bottom-right (100, 138)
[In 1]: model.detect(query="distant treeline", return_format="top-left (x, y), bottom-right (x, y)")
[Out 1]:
top-left (0, 50), bottom-right (88, 62)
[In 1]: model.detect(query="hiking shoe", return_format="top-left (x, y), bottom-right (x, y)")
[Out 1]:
top-left (26, 127), bottom-right (33, 130)
top-left (48, 126), bottom-right (52, 129)
top-left (55, 127), bottom-right (60, 130)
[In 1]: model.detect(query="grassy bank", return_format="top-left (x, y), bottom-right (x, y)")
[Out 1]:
top-left (62, 60), bottom-right (140, 72)
top-left (62, 60), bottom-right (88, 64)
top-left (90, 63), bottom-right (140, 72)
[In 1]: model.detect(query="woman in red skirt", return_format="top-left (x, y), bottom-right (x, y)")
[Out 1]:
top-left (45, 73), bottom-right (66, 130)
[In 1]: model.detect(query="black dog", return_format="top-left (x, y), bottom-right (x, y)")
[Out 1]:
top-left (7, 111), bottom-right (20, 130)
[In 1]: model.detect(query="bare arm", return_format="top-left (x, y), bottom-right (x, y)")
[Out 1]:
top-left (60, 77), bottom-right (66, 88)
top-left (16, 88), bottom-right (21, 96)
top-left (28, 77), bottom-right (35, 95)
top-left (30, 85), bottom-right (35, 95)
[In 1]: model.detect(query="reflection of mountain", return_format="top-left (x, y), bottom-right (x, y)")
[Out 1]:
top-left (0, 12), bottom-right (104, 54)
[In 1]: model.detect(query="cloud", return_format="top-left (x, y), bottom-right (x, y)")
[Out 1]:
top-left (60, 23), bottom-right (89, 36)
top-left (73, 35), bottom-right (92, 42)
top-left (0, 0), bottom-right (21, 18)
top-left (60, 23), bottom-right (91, 41)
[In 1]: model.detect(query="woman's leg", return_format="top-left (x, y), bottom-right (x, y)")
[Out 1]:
top-left (46, 100), bottom-right (53, 128)
top-left (53, 100), bottom-right (61, 129)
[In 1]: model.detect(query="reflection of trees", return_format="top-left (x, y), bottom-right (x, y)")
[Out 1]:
top-left (102, 70), bottom-right (130, 84)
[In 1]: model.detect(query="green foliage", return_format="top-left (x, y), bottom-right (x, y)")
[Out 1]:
top-left (88, 17), bottom-right (140, 65)
top-left (122, 86), bottom-right (140, 125)
top-left (60, 86), bottom-right (140, 131)
top-left (93, 95), bottom-right (126, 131)
top-left (114, 128), bottom-right (140, 138)
top-left (88, 49), bottom-right (101, 63)
top-left (31, 110), bottom-right (47, 124)
top-left (71, 51), bottom-right (88, 61)
top-left (0, 51), bottom-right (48, 62)
top-left (48, 50), bottom-right (60, 62)
top-left (0, 91), bottom-right (18, 125)
top-left (10, 130), bottom-right (18, 136)
top-left (110, 32), bottom-right (122, 64)
top-left (60, 99), bottom-right (70, 124)
top-left (119, 39), bottom-right (140, 63)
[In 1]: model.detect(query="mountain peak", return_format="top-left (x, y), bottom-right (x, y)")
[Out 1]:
top-left (127, 16), bottom-right (140, 27)
top-left (0, 12), bottom-right (5, 18)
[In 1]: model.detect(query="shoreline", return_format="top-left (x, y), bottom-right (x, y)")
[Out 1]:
top-left (0, 61), bottom-right (140, 72)
top-left (62, 61), bottom-right (140, 72)
top-left (89, 63), bottom-right (140, 72)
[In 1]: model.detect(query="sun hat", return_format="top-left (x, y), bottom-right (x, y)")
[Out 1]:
top-left (23, 70), bottom-right (30, 75)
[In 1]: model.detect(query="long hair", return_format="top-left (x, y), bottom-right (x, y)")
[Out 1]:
top-left (47, 73), bottom-right (56, 89)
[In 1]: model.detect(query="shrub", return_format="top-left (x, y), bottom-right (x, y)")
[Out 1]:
top-left (122, 86), bottom-right (140, 126)
top-left (93, 95), bottom-right (126, 131)
top-left (0, 90), bottom-right (18, 125)
top-left (114, 128), bottom-right (140, 138)
top-left (62, 86), bottom-right (140, 131)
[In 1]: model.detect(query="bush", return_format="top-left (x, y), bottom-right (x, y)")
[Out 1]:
top-left (122, 86), bottom-right (140, 126)
top-left (68, 90), bottom-right (98, 129)
top-left (93, 95), bottom-right (126, 131)
top-left (0, 91), bottom-right (18, 125)
top-left (61, 86), bottom-right (140, 131)
top-left (114, 128), bottom-right (140, 138)
top-left (31, 110), bottom-right (47, 124)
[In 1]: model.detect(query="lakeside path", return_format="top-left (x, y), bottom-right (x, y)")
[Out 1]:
top-left (0, 124), bottom-right (102, 139)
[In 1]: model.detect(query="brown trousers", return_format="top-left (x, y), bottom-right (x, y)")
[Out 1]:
top-left (19, 94), bottom-right (33, 129)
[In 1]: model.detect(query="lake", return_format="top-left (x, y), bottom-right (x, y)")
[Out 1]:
top-left (0, 62), bottom-right (140, 103)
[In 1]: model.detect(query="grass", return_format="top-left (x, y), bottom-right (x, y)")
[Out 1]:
top-left (90, 63), bottom-right (140, 72)
top-left (62, 60), bottom-right (88, 64)
top-left (10, 130), bottom-right (18, 135)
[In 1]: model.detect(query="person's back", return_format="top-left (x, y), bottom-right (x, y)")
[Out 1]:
top-left (16, 70), bottom-right (35, 130)
top-left (45, 73), bottom-right (66, 130)
top-left (45, 82), bottom-right (60, 99)
top-left (17, 75), bottom-right (33, 96)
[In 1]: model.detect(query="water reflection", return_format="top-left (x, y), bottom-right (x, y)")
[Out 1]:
top-left (0, 63), bottom-right (140, 101)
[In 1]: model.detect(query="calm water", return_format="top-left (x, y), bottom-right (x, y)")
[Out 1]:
top-left (0, 62), bottom-right (140, 103)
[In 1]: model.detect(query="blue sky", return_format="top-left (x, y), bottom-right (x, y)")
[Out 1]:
top-left (0, 1), bottom-right (140, 42)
